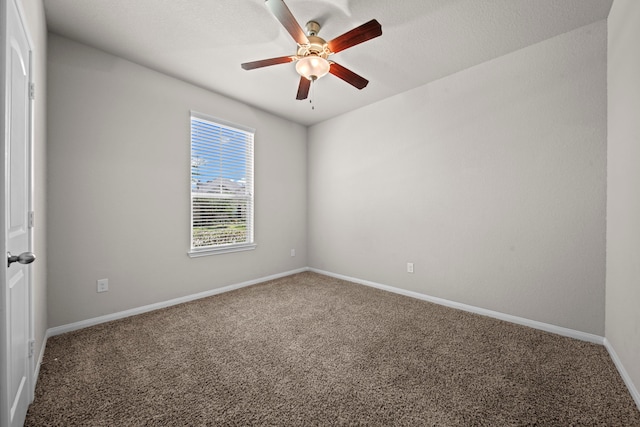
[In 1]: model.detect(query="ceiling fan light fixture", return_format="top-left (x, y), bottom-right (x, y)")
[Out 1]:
top-left (296, 56), bottom-right (330, 81)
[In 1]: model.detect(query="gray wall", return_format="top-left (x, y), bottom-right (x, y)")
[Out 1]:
top-left (47, 34), bottom-right (307, 327)
top-left (20, 0), bottom-right (47, 369)
top-left (606, 0), bottom-right (640, 401)
top-left (308, 21), bottom-right (607, 335)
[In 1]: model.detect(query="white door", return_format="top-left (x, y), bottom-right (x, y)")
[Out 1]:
top-left (1, 0), bottom-right (34, 426)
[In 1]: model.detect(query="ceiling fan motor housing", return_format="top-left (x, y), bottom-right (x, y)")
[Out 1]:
top-left (297, 33), bottom-right (330, 60)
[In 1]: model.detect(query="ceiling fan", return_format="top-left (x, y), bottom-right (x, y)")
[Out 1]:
top-left (241, 0), bottom-right (382, 100)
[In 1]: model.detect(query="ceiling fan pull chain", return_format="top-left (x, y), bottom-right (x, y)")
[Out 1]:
top-left (310, 79), bottom-right (315, 110)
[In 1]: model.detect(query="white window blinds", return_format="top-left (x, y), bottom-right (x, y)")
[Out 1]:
top-left (190, 112), bottom-right (255, 254)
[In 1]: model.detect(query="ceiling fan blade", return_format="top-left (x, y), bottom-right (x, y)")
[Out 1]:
top-left (327, 19), bottom-right (382, 53)
top-left (296, 76), bottom-right (311, 100)
top-left (265, 0), bottom-right (309, 46)
top-left (241, 56), bottom-right (296, 70)
top-left (329, 62), bottom-right (369, 89)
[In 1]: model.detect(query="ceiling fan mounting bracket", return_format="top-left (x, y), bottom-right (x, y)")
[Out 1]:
top-left (305, 21), bottom-right (321, 37)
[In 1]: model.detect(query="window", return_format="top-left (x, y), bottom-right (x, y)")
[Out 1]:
top-left (189, 112), bottom-right (255, 256)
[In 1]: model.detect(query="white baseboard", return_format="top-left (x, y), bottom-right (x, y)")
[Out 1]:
top-left (33, 332), bottom-right (47, 382)
top-left (30, 331), bottom-right (48, 402)
top-left (46, 267), bottom-right (309, 338)
top-left (604, 338), bottom-right (640, 411)
top-left (309, 268), bottom-right (604, 345)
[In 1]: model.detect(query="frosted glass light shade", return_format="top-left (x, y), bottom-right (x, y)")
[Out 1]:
top-left (295, 56), bottom-right (330, 81)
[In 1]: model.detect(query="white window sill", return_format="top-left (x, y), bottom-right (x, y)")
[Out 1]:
top-left (188, 243), bottom-right (257, 258)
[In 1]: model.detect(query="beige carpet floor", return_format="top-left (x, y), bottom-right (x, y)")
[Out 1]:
top-left (26, 272), bottom-right (640, 426)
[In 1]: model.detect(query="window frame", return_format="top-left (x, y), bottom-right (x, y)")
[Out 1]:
top-left (188, 111), bottom-right (256, 257)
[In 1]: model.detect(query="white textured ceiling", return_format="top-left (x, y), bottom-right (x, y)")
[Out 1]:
top-left (43, 0), bottom-right (612, 126)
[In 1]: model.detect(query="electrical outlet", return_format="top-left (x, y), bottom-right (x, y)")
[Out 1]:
top-left (407, 263), bottom-right (414, 273)
top-left (97, 278), bottom-right (109, 293)
top-left (290, 249), bottom-right (296, 257)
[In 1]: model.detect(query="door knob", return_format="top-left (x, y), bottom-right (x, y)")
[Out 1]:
top-left (7, 251), bottom-right (36, 267)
